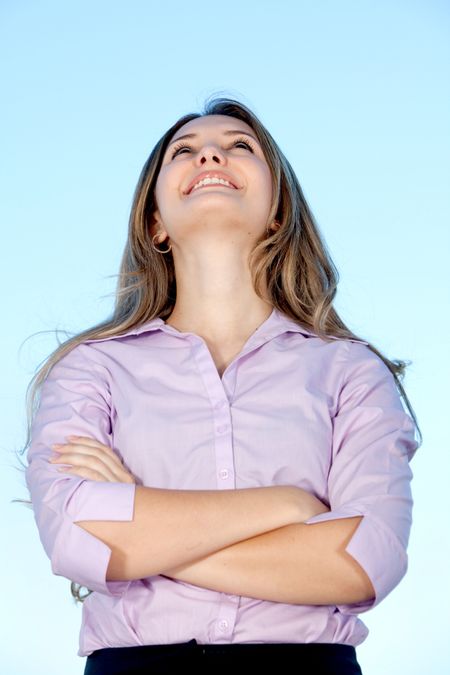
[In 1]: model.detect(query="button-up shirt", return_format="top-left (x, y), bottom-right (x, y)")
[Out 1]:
top-left (25, 307), bottom-right (418, 657)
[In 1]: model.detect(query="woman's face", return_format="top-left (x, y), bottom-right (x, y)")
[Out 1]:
top-left (152, 114), bottom-right (274, 252)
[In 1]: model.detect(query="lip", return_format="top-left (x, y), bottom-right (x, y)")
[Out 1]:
top-left (184, 171), bottom-right (240, 195)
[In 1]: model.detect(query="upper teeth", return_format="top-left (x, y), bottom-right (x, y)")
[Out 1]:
top-left (191, 177), bottom-right (234, 192)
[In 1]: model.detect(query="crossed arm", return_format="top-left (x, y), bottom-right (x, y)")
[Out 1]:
top-left (158, 516), bottom-right (374, 605)
top-left (50, 436), bottom-right (375, 605)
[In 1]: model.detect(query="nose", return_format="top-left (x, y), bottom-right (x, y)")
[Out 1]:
top-left (196, 144), bottom-right (225, 166)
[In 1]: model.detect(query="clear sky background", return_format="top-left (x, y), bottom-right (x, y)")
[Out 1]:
top-left (1, 1), bottom-right (449, 673)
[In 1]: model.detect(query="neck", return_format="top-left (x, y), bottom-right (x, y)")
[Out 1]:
top-left (165, 248), bottom-right (273, 344)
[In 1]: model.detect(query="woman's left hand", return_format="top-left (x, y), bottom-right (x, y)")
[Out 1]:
top-left (48, 435), bottom-right (137, 484)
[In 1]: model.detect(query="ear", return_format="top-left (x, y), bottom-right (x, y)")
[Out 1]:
top-left (152, 205), bottom-right (162, 228)
top-left (150, 208), bottom-right (167, 240)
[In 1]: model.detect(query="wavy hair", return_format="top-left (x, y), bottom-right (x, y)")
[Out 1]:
top-left (16, 94), bottom-right (423, 603)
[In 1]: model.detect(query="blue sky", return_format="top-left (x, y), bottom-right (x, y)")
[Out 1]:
top-left (1, 1), bottom-right (449, 673)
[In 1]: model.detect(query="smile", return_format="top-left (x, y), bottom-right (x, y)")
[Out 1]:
top-left (190, 183), bottom-right (236, 194)
top-left (191, 178), bottom-right (236, 193)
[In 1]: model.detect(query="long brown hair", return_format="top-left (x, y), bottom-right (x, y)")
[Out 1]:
top-left (16, 94), bottom-right (423, 603)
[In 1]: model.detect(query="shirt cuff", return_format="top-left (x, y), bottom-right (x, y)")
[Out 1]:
top-left (303, 508), bottom-right (408, 614)
top-left (49, 480), bottom-right (137, 596)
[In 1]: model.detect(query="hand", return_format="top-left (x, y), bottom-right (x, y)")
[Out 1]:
top-left (48, 435), bottom-right (137, 484)
top-left (293, 486), bottom-right (331, 522)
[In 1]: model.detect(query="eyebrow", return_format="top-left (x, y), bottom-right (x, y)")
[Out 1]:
top-left (167, 129), bottom-right (259, 148)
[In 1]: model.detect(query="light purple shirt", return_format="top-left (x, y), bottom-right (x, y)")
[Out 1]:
top-left (25, 307), bottom-right (418, 656)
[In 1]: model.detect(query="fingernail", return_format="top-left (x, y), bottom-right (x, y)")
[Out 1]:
top-left (52, 444), bottom-right (63, 449)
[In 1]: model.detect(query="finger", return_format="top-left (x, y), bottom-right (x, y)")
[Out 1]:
top-left (57, 465), bottom-right (111, 482)
top-left (64, 436), bottom-right (125, 466)
top-left (51, 452), bottom-right (119, 482)
top-left (53, 450), bottom-right (135, 484)
top-left (53, 442), bottom-right (127, 476)
top-left (58, 463), bottom-right (135, 484)
top-left (61, 434), bottom-right (120, 462)
top-left (66, 434), bottom-right (125, 461)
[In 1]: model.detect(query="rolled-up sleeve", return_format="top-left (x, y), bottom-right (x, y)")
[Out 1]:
top-left (25, 342), bottom-right (136, 596)
top-left (303, 340), bottom-right (419, 614)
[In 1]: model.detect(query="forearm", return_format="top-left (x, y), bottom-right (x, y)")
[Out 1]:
top-left (75, 484), bottom-right (303, 580)
top-left (160, 516), bottom-right (376, 605)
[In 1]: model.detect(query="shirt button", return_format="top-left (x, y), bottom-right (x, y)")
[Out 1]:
top-left (218, 619), bottom-right (229, 631)
top-left (216, 424), bottom-right (227, 434)
top-left (219, 468), bottom-right (229, 479)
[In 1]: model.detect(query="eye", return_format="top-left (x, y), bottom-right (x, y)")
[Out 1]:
top-left (170, 136), bottom-right (255, 159)
top-left (170, 143), bottom-right (192, 158)
top-left (234, 139), bottom-right (254, 151)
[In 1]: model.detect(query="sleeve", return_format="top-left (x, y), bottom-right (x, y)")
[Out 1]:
top-left (303, 340), bottom-right (419, 614)
top-left (25, 342), bottom-right (136, 597)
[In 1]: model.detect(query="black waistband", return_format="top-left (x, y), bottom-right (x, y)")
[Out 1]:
top-left (85, 639), bottom-right (363, 675)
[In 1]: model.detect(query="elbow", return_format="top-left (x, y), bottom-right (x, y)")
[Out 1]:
top-left (358, 578), bottom-right (376, 605)
top-left (50, 519), bottom-right (129, 594)
top-left (29, 475), bottom-right (137, 593)
top-left (77, 519), bottom-right (160, 581)
top-left (104, 543), bottom-right (139, 582)
top-left (353, 561), bottom-right (376, 604)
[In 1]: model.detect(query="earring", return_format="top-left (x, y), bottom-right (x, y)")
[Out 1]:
top-left (151, 233), bottom-right (172, 254)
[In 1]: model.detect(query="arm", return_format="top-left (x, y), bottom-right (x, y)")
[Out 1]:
top-left (50, 437), bottom-right (373, 605)
top-left (52, 438), bottom-right (343, 601)
top-left (76, 482), bottom-right (306, 581)
top-left (159, 517), bottom-right (375, 605)
top-left (304, 342), bottom-right (418, 614)
top-left (162, 342), bottom-right (418, 612)
top-left (25, 344), bottom-right (311, 594)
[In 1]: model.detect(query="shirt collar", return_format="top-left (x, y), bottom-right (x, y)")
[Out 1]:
top-left (83, 307), bottom-right (368, 345)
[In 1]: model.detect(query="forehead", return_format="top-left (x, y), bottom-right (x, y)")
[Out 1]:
top-left (170, 114), bottom-right (254, 141)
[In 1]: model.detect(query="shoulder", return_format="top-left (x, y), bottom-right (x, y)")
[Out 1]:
top-left (339, 339), bottom-right (393, 380)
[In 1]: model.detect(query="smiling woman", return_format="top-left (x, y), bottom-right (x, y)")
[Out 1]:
top-left (18, 94), bottom-right (422, 675)
top-left (150, 113), bottom-right (277, 299)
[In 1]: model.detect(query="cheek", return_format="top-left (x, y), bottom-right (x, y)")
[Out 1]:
top-left (261, 170), bottom-right (273, 205)
top-left (255, 159), bottom-right (272, 189)
top-left (155, 167), bottom-right (183, 202)
top-left (153, 176), bottom-right (166, 203)
top-left (153, 182), bottom-right (173, 217)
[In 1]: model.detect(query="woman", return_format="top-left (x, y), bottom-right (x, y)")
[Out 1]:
top-left (23, 96), bottom-right (421, 674)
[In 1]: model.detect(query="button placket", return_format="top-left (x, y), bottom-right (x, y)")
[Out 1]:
top-left (187, 339), bottom-right (237, 492)
top-left (213, 602), bottom-right (238, 640)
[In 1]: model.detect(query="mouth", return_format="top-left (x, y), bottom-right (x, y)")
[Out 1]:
top-left (188, 183), bottom-right (237, 195)
top-left (184, 173), bottom-right (240, 195)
